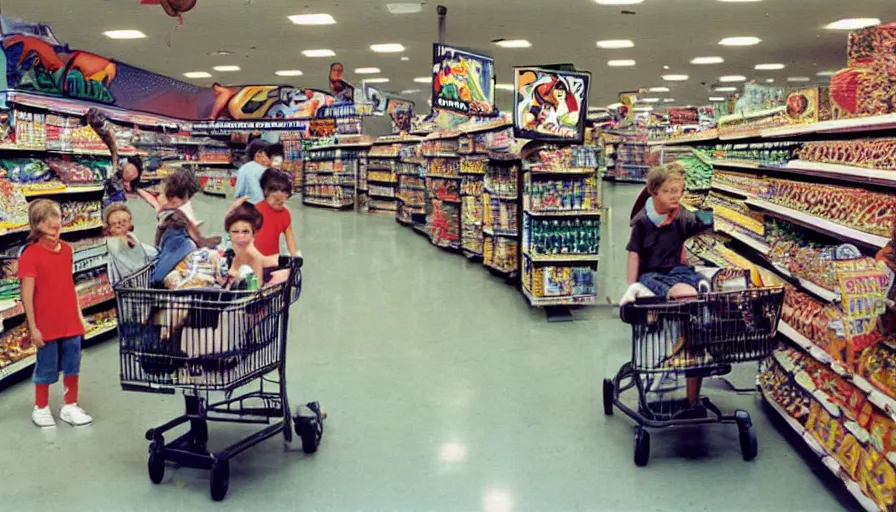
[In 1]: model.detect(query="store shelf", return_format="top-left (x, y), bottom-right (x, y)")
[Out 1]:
top-left (778, 160), bottom-right (896, 188)
top-left (368, 192), bottom-right (396, 199)
top-left (523, 208), bottom-right (602, 217)
top-left (711, 183), bottom-right (755, 199)
top-left (715, 221), bottom-right (771, 256)
top-left (63, 222), bottom-right (103, 234)
top-left (302, 198), bottom-right (354, 209)
top-left (523, 250), bottom-right (600, 263)
top-left (85, 322), bottom-right (118, 340)
top-left (21, 184), bottom-right (105, 197)
top-left (423, 153), bottom-right (460, 158)
top-left (427, 174), bottom-right (462, 180)
top-left (712, 160), bottom-right (762, 171)
top-left (431, 196), bottom-right (461, 204)
top-left (611, 178), bottom-right (648, 184)
top-left (0, 355), bottom-right (36, 380)
top-left (764, 113), bottom-right (896, 138)
top-left (169, 160), bottom-right (232, 166)
top-left (484, 261), bottom-right (516, 275)
top-left (521, 285), bottom-right (596, 307)
top-left (758, 384), bottom-right (878, 512)
top-left (745, 198), bottom-right (889, 249)
top-left (0, 144), bottom-right (144, 157)
top-left (524, 167), bottom-right (596, 175)
top-left (80, 293), bottom-right (115, 310)
top-left (483, 226), bottom-right (518, 237)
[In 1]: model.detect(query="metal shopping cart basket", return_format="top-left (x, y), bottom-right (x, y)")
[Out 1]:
top-left (114, 256), bottom-right (322, 501)
top-left (602, 286), bottom-right (784, 466)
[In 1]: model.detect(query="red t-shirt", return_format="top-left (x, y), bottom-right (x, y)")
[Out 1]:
top-left (254, 200), bottom-right (292, 256)
top-left (17, 242), bottom-right (84, 342)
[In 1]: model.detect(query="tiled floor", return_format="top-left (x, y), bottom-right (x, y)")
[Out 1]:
top-left (0, 184), bottom-right (854, 511)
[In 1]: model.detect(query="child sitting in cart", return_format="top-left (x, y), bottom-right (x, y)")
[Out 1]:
top-left (228, 169), bottom-right (299, 257)
top-left (103, 203), bottom-right (157, 285)
top-left (624, 163), bottom-right (712, 414)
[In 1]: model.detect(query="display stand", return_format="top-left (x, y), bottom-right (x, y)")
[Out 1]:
top-left (302, 142), bottom-right (369, 210)
top-left (365, 137), bottom-right (421, 215)
top-left (395, 139), bottom-right (426, 228)
top-left (482, 133), bottom-right (523, 280)
top-left (423, 132), bottom-right (462, 251)
top-left (519, 142), bottom-right (602, 321)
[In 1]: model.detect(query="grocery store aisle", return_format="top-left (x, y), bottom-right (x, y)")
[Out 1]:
top-left (0, 186), bottom-right (853, 511)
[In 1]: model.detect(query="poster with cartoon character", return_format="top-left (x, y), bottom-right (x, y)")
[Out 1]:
top-left (328, 62), bottom-right (355, 103)
top-left (513, 67), bottom-right (590, 142)
top-left (387, 98), bottom-right (415, 133)
top-left (432, 44), bottom-right (496, 116)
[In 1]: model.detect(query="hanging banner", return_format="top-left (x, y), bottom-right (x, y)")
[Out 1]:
top-left (359, 83), bottom-right (388, 115)
top-left (432, 44), bottom-right (496, 116)
top-left (387, 98), bottom-right (415, 133)
top-left (328, 62), bottom-right (355, 103)
top-left (512, 67), bottom-right (590, 142)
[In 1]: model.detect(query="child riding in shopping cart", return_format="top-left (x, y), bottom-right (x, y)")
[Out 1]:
top-left (624, 163), bottom-right (713, 415)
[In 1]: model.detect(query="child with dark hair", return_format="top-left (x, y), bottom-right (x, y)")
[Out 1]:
top-left (254, 169), bottom-right (298, 256)
top-left (267, 143), bottom-right (285, 169)
top-left (234, 139), bottom-right (271, 204)
top-left (225, 203), bottom-right (279, 283)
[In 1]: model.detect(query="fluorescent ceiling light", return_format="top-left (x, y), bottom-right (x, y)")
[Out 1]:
top-left (663, 74), bottom-right (689, 81)
top-left (718, 0), bottom-right (761, 2)
top-left (816, 70), bottom-right (836, 77)
top-left (597, 39), bottom-right (634, 49)
top-left (595, 0), bottom-right (643, 4)
top-left (825, 18), bottom-right (880, 30)
top-left (639, 98), bottom-right (660, 103)
top-left (648, 87), bottom-right (670, 93)
top-left (754, 63), bottom-right (785, 70)
top-left (387, 3), bottom-right (423, 14)
top-left (495, 40), bottom-right (531, 48)
top-left (663, 98), bottom-right (675, 103)
top-left (719, 36), bottom-right (761, 46)
top-left (183, 72), bottom-right (212, 79)
top-left (495, 83), bottom-right (515, 91)
top-left (765, 78), bottom-right (775, 83)
top-left (371, 43), bottom-right (406, 53)
top-left (355, 67), bottom-right (381, 74)
top-left (302, 49), bottom-right (335, 57)
top-left (787, 76), bottom-right (810, 82)
top-left (275, 70), bottom-right (304, 77)
top-left (400, 89), bottom-right (422, 94)
top-left (690, 56), bottom-right (724, 65)
top-left (365, 78), bottom-right (390, 84)
top-left (608, 59), bottom-right (636, 67)
top-left (413, 77), bottom-right (432, 83)
top-left (104, 30), bottom-right (146, 39)
top-left (719, 75), bottom-right (746, 82)
top-left (401, 57), bottom-right (410, 61)
top-left (709, 96), bottom-right (726, 101)
top-left (288, 14), bottom-right (336, 25)
top-left (715, 86), bottom-right (738, 92)
top-left (213, 65), bottom-right (240, 72)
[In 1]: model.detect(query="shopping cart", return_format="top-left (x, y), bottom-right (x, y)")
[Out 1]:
top-left (603, 286), bottom-right (784, 466)
top-left (114, 256), bottom-right (322, 501)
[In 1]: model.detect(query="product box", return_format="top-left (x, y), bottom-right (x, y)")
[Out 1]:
top-left (847, 23), bottom-right (896, 69)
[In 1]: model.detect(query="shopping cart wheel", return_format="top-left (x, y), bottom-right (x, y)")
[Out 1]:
top-left (295, 415), bottom-right (323, 454)
top-left (602, 379), bottom-right (614, 416)
top-left (210, 460), bottom-right (230, 502)
top-left (188, 419), bottom-right (208, 453)
top-left (633, 427), bottom-right (650, 467)
top-left (735, 410), bottom-right (758, 461)
top-left (147, 443), bottom-right (165, 484)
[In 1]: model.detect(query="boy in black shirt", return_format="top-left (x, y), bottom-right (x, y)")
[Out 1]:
top-left (626, 163), bottom-right (712, 412)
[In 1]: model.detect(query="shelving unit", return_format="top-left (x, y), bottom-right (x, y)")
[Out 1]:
top-left (519, 142), bottom-right (602, 321)
top-left (459, 150), bottom-right (488, 259)
top-left (482, 138), bottom-right (523, 278)
top-left (397, 143), bottom-right (426, 228)
top-left (423, 133), bottom-right (462, 251)
top-left (302, 143), bottom-right (367, 210)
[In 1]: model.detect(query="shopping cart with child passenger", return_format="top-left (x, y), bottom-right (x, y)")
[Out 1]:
top-left (114, 256), bottom-right (322, 501)
top-left (603, 283), bottom-right (784, 467)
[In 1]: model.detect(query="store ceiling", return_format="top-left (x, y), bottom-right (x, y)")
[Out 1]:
top-left (4, 0), bottom-right (896, 113)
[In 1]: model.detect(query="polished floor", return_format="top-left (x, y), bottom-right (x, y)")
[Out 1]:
top-left (0, 183), bottom-right (856, 511)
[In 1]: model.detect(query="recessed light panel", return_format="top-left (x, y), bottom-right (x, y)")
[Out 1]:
top-left (288, 14), bottom-right (336, 25)
top-left (816, 70), bottom-right (836, 77)
top-left (663, 74), bottom-right (689, 81)
top-left (495, 83), bottom-right (515, 91)
top-left (719, 75), bottom-right (746, 82)
top-left (719, 36), bottom-right (761, 46)
top-left (715, 86), bottom-right (737, 92)
top-left (275, 70), bottom-right (304, 77)
top-left (662, 98), bottom-right (676, 103)
top-left (825, 18), bottom-right (880, 30)
top-left (413, 77), bottom-right (432, 83)
top-left (709, 96), bottom-right (726, 101)
top-left (608, 59), bottom-right (636, 67)
top-left (690, 56), bottom-right (724, 65)
top-left (787, 76), bottom-right (810, 82)
top-left (639, 98), bottom-right (660, 103)
top-left (371, 43), bottom-right (406, 53)
top-left (495, 40), bottom-right (531, 48)
top-left (649, 87), bottom-right (670, 93)
top-left (213, 65), bottom-right (240, 72)
top-left (595, 0), bottom-right (643, 4)
top-left (183, 72), bottom-right (212, 79)
top-left (597, 40), bottom-right (634, 49)
top-left (765, 78), bottom-right (775, 83)
top-left (104, 30), bottom-right (146, 39)
top-left (400, 89), bottom-right (422, 94)
top-left (302, 49), bottom-right (335, 57)
top-left (365, 78), bottom-right (390, 84)
top-left (355, 68), bottom-right (381, 74)
top-left (386, 3), bottom-right (423, 14)
top-left (754, 63), bottom-right (785, 70)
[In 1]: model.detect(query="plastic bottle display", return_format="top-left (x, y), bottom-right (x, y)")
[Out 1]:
top-left (528, 218), bottom-right (600, 255)
top-left (526, 176), bottom-right (599, 212)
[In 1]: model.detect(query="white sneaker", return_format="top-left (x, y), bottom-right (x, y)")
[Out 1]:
top-left (32, 406), bottom-right (56, 428)
top-left (59, 404), bottom-right (93, 426)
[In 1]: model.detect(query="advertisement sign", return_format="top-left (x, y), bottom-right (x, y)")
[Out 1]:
top-left (836, 259), bottom-right (890, 352)
top-left (432, 44), bottom-right (496, 116)
top-left (512, 67), bottom-right (590, 142)
top-left (387, 98), bottom-right (415, 133)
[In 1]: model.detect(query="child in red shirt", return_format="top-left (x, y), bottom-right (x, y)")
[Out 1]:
top-left (253, 169), bottom-right (298, 257)
top-left (18, 199), bottom-right (93, 428)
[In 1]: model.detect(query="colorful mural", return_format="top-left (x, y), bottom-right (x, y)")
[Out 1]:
top-left (0, 17), bottom-right (350, 123)
top-left (513, 67), bottom-right (590, 142)
top-left (432, 44), bottom-right (495, 116)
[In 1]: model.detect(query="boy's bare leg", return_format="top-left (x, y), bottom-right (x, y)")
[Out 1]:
top-left (669, 283), bottom-right (702, 407)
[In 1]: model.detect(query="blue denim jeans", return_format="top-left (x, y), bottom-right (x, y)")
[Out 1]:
top-left (639, 266), bottom-right (704, 298)
top-left (32, 336), bottom-right (82, 385)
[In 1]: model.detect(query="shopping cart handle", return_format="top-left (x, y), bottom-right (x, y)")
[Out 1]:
top-left (278, 255), bottom-right (304, 269)
top-left (619, 296), bottom-right (666, 324)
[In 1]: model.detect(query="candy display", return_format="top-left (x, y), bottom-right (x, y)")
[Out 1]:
top-left (427, 177), bottom-right (460, 202)
top-left (60, 199), bottom-right (102, 231)
top-left (366, 157), bottom-right (398, 212)
top-left (763, 178), bottom-right (896, 237)
top-left (483, 235), bottom-right (518, 274)
top-left (798, 139), bottom-right (896, 170)
top-left (369, 143), bottom-right (402, 158)
top-left (712, 170), bottom-right (770, 197)
top-left (45, 158), bottom-right (104, 184)
top-left (677, 152), bottom-right (713, 191)
top-left (483, 195), bottom-right (518, 235)
top-left (0, 322), bottom-right (36, 369)
top-left (426, 200), bottom-right (460, 249)
top-left (522, 260), bottom-right (596, 301)
top-left (707, 141), bottom-right (801, 166)
top-left (428, 157), bottom-right (460, 178)
top-left (0, 179), bottom-right (29, 232)
top-left (460, 157), bottom-right (487, 175)
top-left (523, 175), bottom-right (600, 213)
top-left (525, 145), bottom-right (599, 172)
top-left (303, 146), bottom-right (360, 210)
top-left (705, 191), bottom-right (766, 236)
top-left (460, 164), bottom-right (485, 257)
top-left (422, 137), bottom-right (459, 156)
top-left (484, 162), bottom-right (518, 198)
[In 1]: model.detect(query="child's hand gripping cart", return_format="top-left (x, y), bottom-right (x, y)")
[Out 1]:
top-left (603, 282), bottom-right (784, 467)
top-left (113, 256), bottom-right (322, 501)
